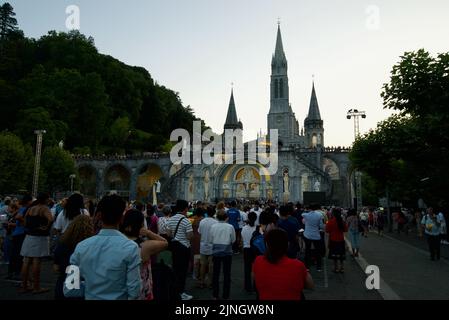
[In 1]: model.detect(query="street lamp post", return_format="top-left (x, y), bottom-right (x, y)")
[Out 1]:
top-left (346, 109), bottom-right (366, 213)
top-left (32, 130), bottom-right (46, 198)
top-left (69, 174), bottom-right (76, 193)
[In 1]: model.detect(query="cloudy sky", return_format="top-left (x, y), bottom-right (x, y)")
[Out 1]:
top-left (9, 0), bottom-right (449, 146)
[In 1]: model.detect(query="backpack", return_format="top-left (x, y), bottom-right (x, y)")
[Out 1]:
top-left (151, 260), bottom-right (180, 301)
top-left (250, 227), bottom-right (266, 256)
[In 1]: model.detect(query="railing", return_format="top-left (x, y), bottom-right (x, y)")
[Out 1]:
top-left (163, 163), bottom-right (193, 194)
top-left (72, 152), bottom-right (169, 161)
top-left (322, 146), bottom-right (351, 153)
top-left (293, 149), bottom-right (332, 195)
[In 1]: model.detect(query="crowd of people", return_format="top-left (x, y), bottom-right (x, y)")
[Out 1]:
top-left (0, 194), bottom-right (447, 300)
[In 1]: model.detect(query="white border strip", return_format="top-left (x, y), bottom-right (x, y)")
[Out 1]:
top-left (345, 238), bottom-right (401, 300)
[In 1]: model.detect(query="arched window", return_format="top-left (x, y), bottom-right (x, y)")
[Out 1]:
top-left (279, 78), bottom-right (284, 98)
top-left (274, 79), bottom-right (278, 99)
top-left (311, 134), bottom-right (318, 147)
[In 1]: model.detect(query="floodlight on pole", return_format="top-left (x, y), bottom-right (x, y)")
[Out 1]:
top-left (69, 174), bottom-right (76, 193)
top-left (346, 109), bottom-right (366, 139)
top-left (32, 130), bottom-right (46, 198)
top-left (346, 109), bottom-right (366, 212)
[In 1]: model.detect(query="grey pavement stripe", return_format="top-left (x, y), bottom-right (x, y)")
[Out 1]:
top-left (371, 231), bottom-right (449, 267)
top-left (344, 238), bottom-right (401, 300)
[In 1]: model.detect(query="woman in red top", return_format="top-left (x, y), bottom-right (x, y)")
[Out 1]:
top-left (252, 228), bottom-right (314, 300)
top-left (325, 208), bottom-right (348, 273)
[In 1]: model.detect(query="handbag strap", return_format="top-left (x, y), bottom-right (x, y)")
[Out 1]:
top-left (173, 216), bottom-right (186, 240)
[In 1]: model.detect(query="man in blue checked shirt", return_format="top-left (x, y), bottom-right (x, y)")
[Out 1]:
top-left (64, 194), bottom-right (141, 300)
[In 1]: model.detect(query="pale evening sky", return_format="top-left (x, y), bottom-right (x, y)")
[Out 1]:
top-left (8, 0), bottom-right (449, 147)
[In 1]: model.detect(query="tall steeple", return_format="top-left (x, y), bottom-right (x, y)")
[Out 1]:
top-left (268, 23), bottom-right (298, 143)
top-left (307, 82), bottom-right (321, 120)
top-left (268, 23), bottom-right (299, 144)
top-left (224, 89), bottom-right (243, 130)
top-left (273, 23), bottom-right (287, 65)
top-left (304, 81), bottom-right (324, 147)
top-left (269, 23), bottom-right (289, 111)
top-left (269, 23), bottom-right (289, 112)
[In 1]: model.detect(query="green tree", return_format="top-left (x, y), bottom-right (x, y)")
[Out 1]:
top-left (0, 2), bottom-right (18, 38)
top-left (1, 25), bottom-right (208, 154)
top-left (14, 107), bottom-right (68, 147)
top-left (0, 132), bottom-right (33, 193)
top-left (351, 49), bottom-right (449, 206)
top-left (40, 146), bottom-right (77, 194)
top-left (108, 116), bottom-right (131, 152)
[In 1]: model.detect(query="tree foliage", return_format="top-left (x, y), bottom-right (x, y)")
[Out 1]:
top-left (0, 3), bottom-right (207, 155)
top-left (40, 146), bottom-right (77, 194)
top-left (0, 2), bottom-right (19, 38)
top-left (350, 49), bottom-right (449, 206)
top-left (0, 132), bottom-right (33, 193)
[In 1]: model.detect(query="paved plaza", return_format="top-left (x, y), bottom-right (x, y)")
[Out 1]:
top-left (1, 229), bottom-right (447, 300)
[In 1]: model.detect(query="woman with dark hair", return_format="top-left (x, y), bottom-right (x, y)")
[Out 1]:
top-left (326, 208), bottom-right (348, 273)
top-left (346, 208), bottom-right (361, 257)
top-left (20, 193), bottom-right (53, 294)
top-left (252, 228), bottom-right (314, 300)
top-left (250, 209), bottom-right (277, 257)
top-left (54, 193), bottom-right (88, 234)
top-left (120, 209), bottom-right (168, 300)
top-left (7, 194), bottom-right (33, 279)
top-left (53, 214), bottom-right (94, 299)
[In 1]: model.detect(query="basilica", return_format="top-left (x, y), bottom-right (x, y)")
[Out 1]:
top-left (75, 26), bottom-right (352, 206)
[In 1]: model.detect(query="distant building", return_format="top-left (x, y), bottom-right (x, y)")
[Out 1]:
top-left (75, 25), bottom-right (353, 206)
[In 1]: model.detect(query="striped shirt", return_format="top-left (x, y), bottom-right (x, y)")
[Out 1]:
top-left (166, 213), bottom-right (193, 248)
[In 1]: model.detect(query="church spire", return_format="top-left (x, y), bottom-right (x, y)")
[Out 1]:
top-left (274, 24), bottom-right (286, 60)
top-left (272, 24), bottom-right (287, 69)
top-left (304, 81), bottom-right (324, 147)
top-left (224, 89), bottom-right (243, 130)
top-left (307, 81), bottom-right (321, 120)
top-left (268, 23), bottom-right (295, 142)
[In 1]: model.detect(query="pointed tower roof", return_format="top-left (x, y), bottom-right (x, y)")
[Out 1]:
top-left (272, 24), bottom-right (287, 65)
top-left (224, 89), bottom-right (243, 130)
top-left (275, 24), bottom-right (285, 58)
top-left (306, 82), bottom-right (321, 120)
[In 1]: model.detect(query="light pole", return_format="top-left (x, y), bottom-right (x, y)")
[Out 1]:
top-left (32, 130), bottom-right (46, 198)
top-left (346, 109), bottom-right (366, 212)
top-left (69, 174), bottom-right (76, 193)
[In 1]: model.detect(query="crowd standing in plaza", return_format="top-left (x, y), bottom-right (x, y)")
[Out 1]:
top-left (0, 193), bottom-right (447, 300)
